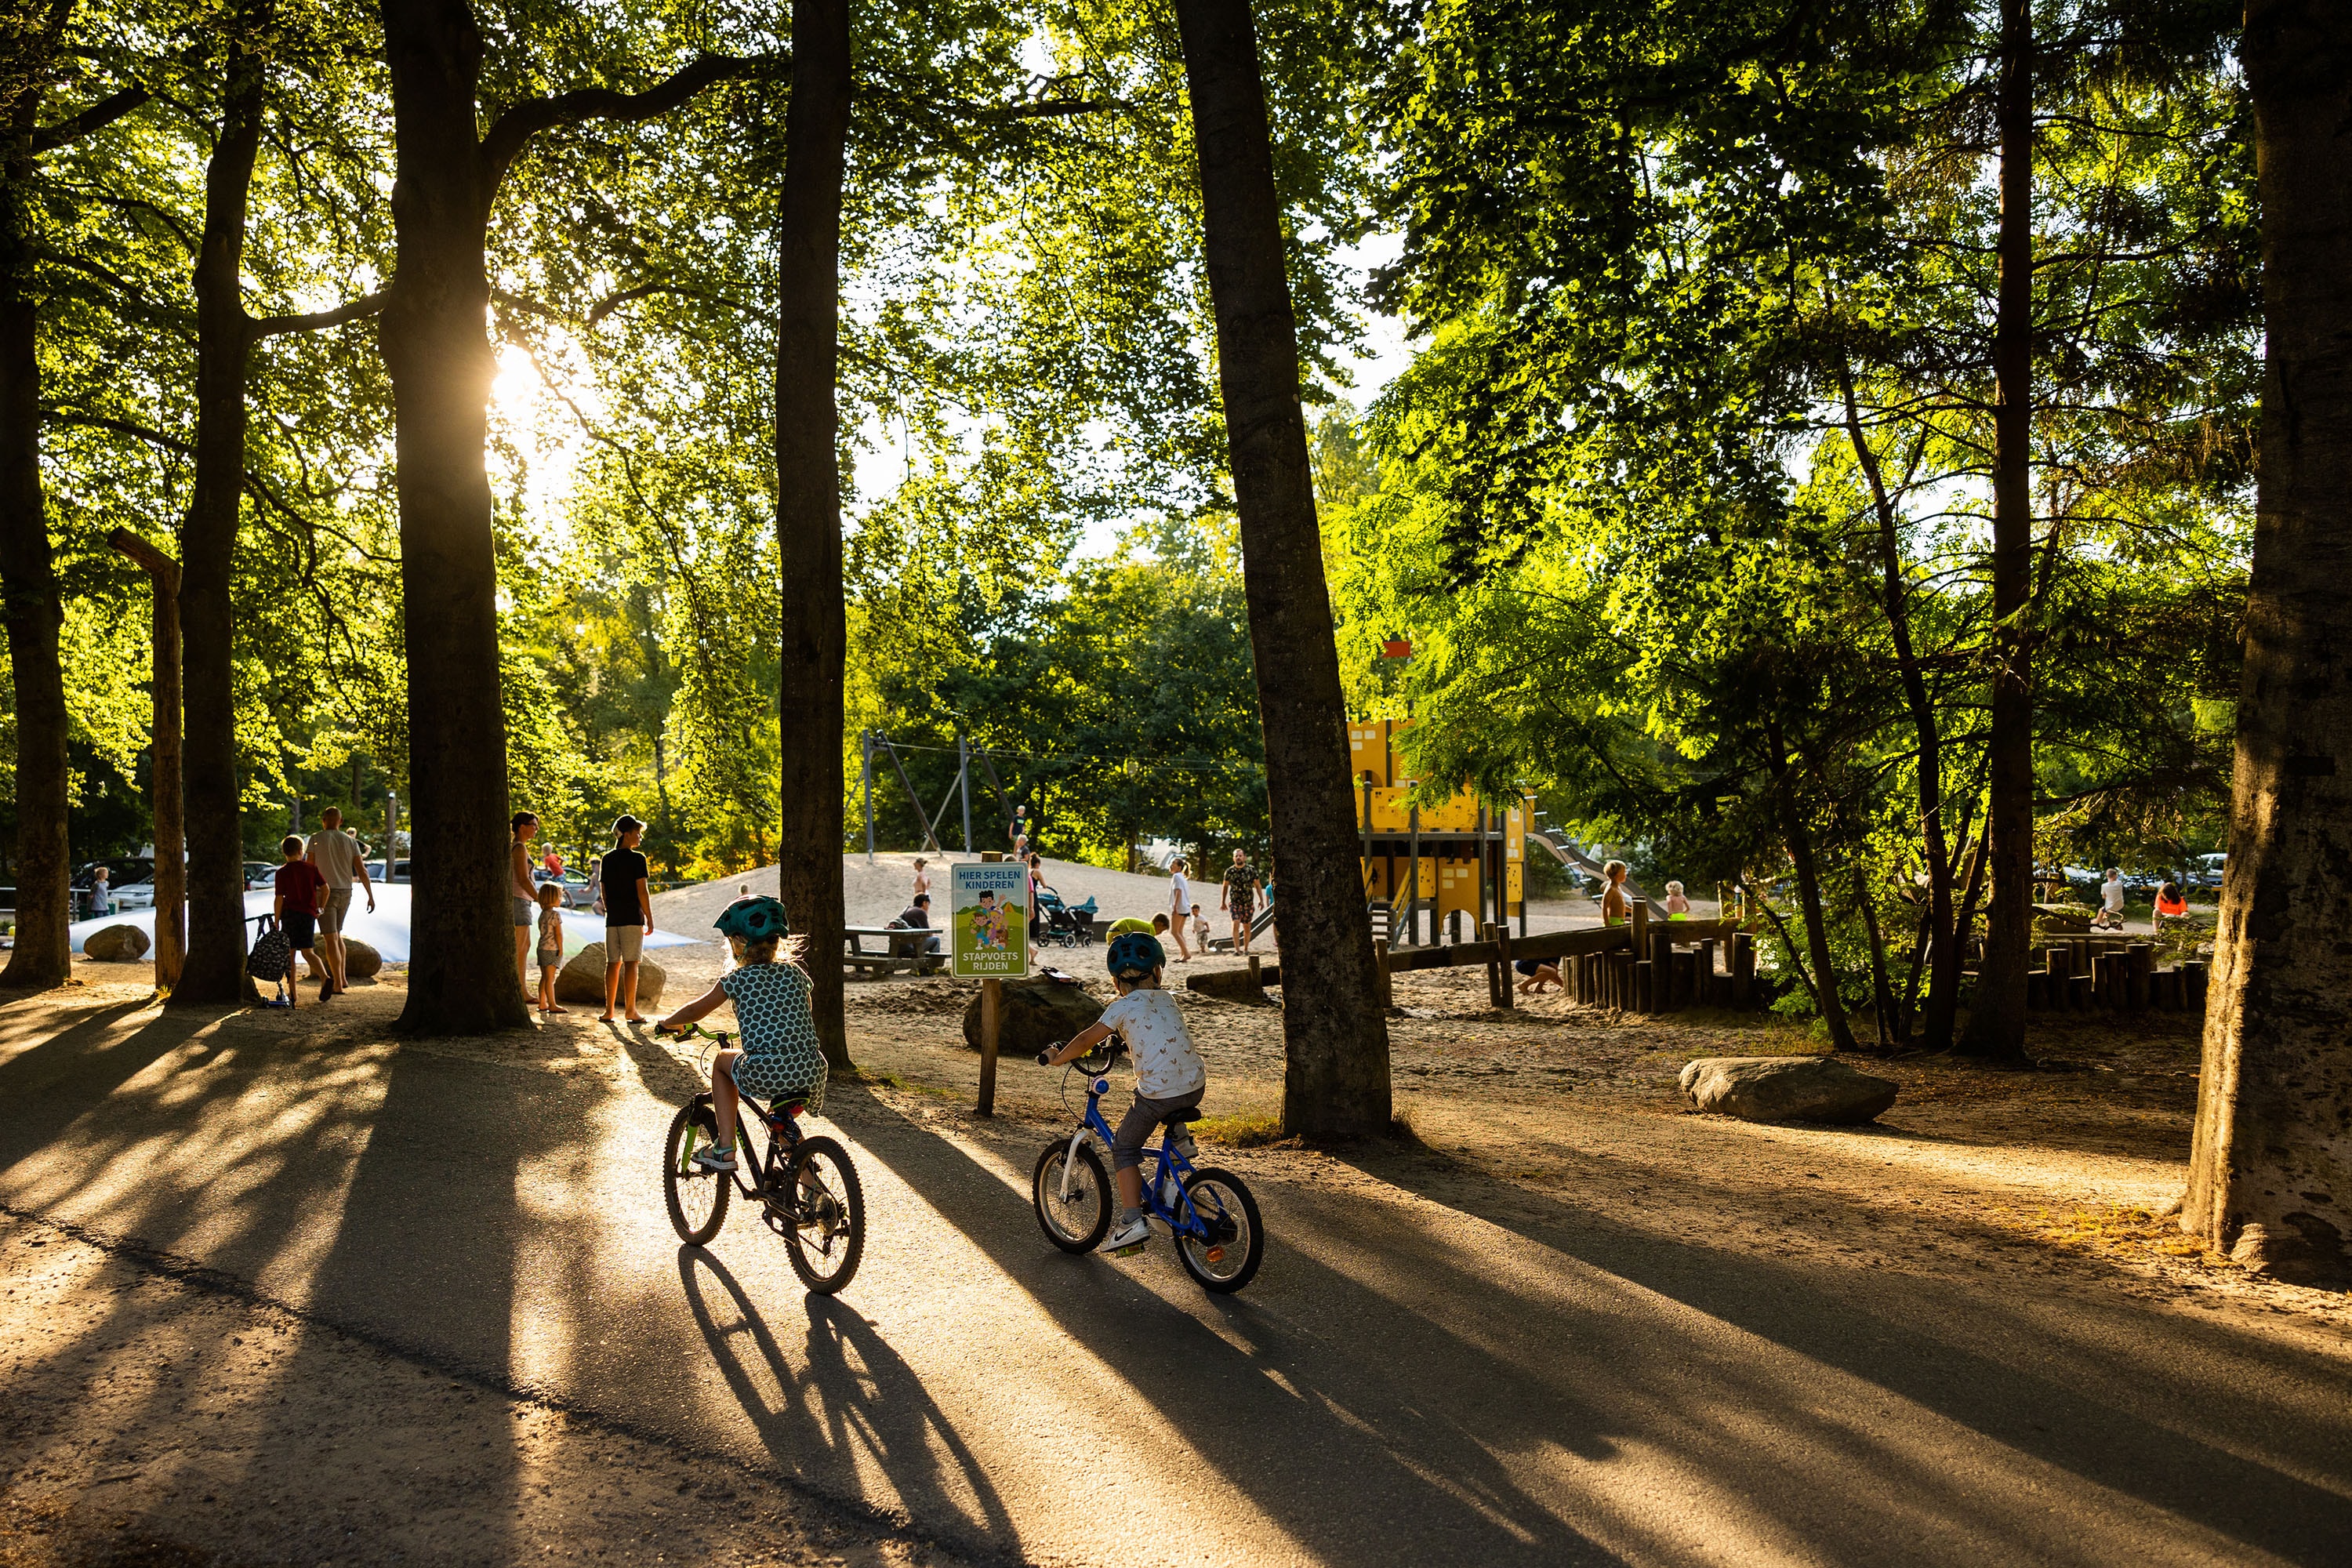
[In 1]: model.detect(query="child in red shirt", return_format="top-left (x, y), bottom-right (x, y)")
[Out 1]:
top-left (274, 835), bottom-right (328, 1005)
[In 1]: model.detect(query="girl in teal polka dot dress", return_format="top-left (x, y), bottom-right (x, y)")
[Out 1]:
top-left (657, 895), bottom-right (829, 1173)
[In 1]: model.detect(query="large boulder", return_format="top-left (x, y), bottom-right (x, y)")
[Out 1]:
top-left (82, 923), bottom-right (150, 962)
top-left (555, 943), bottom-right (669, 1007)
top-left (342, 938), bottom-right (383, 980)
top-left (962, 975), bottom-right (1104, 1055)
top-left (1679, 1055), bottom-right (1899, 1125)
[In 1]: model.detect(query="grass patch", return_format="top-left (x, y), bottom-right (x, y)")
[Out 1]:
top-left (1196, 1111), bottom-right (1289, 1148)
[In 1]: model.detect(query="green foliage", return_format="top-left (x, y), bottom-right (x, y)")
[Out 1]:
top-left (1338, 0), bottom-right (2255, 1029)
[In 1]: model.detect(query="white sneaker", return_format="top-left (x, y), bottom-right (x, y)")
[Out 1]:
top-left (1104, 1215), bottom-right (1151, 1254)
top-left (691, 1144), bottom-right (739, 1174)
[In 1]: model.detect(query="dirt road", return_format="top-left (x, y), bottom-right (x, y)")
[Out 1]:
top-left (2, 967), bottom-right (2346, 1566)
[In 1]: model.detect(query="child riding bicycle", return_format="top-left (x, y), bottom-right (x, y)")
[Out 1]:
top-left (656, 895), bottom-right (828, 1174)
top-left (1036, 931), bottom-right (1206, 1254)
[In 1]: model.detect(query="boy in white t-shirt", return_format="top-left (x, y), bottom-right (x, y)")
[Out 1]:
top-left (1036, 931), bottom-right (1207, 1255)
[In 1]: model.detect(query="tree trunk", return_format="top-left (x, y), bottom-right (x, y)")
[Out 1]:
top-left (0, 0), bottom-right (75, 990)
top-left (1766, 713), bottom-right (1860, 1053)
top-left (771, 0), bottom-right (852, 1069)
top-left (175, 0), bottom-right (268, 1006)
top-left (1173, 0), bottom-right (1391, 1138)
top-left (1839, 361), bottom-right (1955, 1051)
top-left (107, 531), bottom-right (184, 987)
top-left (1961, 0), bottom-right (2035, 1061)
top-left (379, 0), bottom-right (528, 1034)
top-left (2182, 0), bottom-right (2352, 1287)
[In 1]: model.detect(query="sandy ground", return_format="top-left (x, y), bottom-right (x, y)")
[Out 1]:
top-left (6, 944), bottom-right (2346, 1565)
top-left (0, 1218), bottom-right (972, 1568)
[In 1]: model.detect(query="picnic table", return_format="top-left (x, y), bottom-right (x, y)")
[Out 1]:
top-left (842, 924), bottom-right (943, 977)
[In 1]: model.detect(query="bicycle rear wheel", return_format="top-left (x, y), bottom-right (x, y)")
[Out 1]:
top-left (1176, 1167), bottom-right (1263, 1293)
top-left (1033, 1138), bottom-right (1112, 1253)
top-left (781, 1135), bottom-right (865, 1294)
top-left (663, 1099), bottom-right (731, 1245)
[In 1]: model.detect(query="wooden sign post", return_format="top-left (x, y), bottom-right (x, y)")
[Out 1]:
top-left (952, 859), bottom-right (1029, 1117)
top-left (978, 976), bottom-right (1001, 1116)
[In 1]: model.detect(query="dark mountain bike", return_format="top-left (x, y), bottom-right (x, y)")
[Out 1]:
top-left (658, 1023), bottom-right (864, 1294)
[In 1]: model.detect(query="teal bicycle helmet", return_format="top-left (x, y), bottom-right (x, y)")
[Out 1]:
top-left (1105, 931), bottom-right (1165, 981)
top-left (714, 895), bottom-right (790, 943)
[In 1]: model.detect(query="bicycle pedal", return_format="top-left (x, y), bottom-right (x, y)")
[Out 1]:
top-left (1107, 1240), bottom-right (1149, 1257)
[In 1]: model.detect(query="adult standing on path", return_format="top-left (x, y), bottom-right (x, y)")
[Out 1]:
top-left (87, 865), bottom-right (111, 921)
top-left (306, 807), bottom-right (375, 996)
top-left (511, 813), bottom-right (542, 988)
top-left (1167, 856), bottom-right (1193, 962)
top-left (1221, 848), bottom-right (1261, 956)
top-left (599, 815), bottom-right (654, 1023)
top-left (911, 856), bottom-right (931, 906)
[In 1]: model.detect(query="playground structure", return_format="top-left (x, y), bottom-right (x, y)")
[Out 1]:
top-left (1348, 718), bottom-right (1531, 946)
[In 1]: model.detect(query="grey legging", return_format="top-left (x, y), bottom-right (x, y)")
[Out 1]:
top-left (1111, 1085), bottom-right (1205, 1172)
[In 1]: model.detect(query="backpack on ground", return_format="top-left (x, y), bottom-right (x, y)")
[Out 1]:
top-left (247, 916), bottom-right (290, 983)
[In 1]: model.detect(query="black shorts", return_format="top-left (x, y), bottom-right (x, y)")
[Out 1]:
top-left (282, 910), bottom-right (317, 953)
top-left (1515, 958), bottom-right (1543, 976)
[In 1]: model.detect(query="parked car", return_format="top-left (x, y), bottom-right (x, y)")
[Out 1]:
top-left (2189, 851), bottom-right (2227, 891)
top-left (245, 861), bottom-right (279, 890)
top-left (365, 858), bottom-right (412, 883)
top-left (534, 868), bottom-right (595, 908)
top-left (74, 858), bottom-right (154, 893)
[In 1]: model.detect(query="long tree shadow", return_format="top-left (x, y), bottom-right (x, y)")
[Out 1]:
top-left (825, 1083), bottom-right (1631, 1567)
top-left (1337, 1138), bottom-right (2352, 1565)
top-left (0, 1000), bottom-right (208, 1169)
top-left (677, 1245), bottom-right (1022, 1555)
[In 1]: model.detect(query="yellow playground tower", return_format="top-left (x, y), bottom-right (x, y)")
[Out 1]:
top-left (1348, 717), bottom-right (1532, 947)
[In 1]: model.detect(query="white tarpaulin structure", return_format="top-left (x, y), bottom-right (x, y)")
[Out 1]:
top-left (68, 884), bottom-right (698, 964)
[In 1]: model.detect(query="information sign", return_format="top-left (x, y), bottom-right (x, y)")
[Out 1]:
top-left (951, 862), bottom-right (1030, 978)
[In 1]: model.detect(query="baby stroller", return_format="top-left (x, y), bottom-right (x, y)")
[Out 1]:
top-left (1033, 884), bottom-right (1099, 947)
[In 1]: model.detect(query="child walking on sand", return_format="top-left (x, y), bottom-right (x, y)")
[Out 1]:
top-left (535, 884), bottom-right (568, 1014)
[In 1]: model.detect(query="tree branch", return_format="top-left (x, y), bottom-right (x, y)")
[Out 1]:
top-left (33, 85), bottom-right (151, 152)
top-left (250, 289), bottom-right (387, 338)
top-left (478, 53), bottom-right (759, 194)
top-left (48, 410), bottom-right (193, 456)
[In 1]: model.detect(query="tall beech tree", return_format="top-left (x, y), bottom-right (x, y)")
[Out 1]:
top-left (0, 0), bottom-right (147, 990)
top-left (772, 0), bottom-right (853, 1070)
top-left (178, 0), bottom-right (385, 1007)
top-left (1172, 0), bottom-right (1390, 1138)
top-left (376, 0), bottom-right (743, 1032)
top-left (2183, 0), bottom-right (2352, 1287)
top-left (1964, 0), bottom-right (2037, 1060)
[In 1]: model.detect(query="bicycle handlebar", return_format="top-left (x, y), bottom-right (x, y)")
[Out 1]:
top-left (658, 1022), bottom-right (734, 1044)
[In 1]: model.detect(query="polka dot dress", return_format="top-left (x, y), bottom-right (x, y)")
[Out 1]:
top-left (721, 962), bottom-right (829, 1112)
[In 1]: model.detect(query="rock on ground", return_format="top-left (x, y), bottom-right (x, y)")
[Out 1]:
top-left (80, 923), bottom-right (149, 961)
top-left (342, 937), bottom-right (383, 978)
top-left (962, 975), bottom-right (1104, 1054)
top-left (1679, 1054), bottom-right (1900, 1124)
top-left (555, 944), bottom-right (668, 1007)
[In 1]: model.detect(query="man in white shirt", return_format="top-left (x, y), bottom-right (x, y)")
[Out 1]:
top-left (306, 807), bottom-right (376, 995)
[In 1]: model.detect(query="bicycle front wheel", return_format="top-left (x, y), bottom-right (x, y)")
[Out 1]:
top-left (663, 1099), bottom-right (731, 1245)
top-left (1033, 1138), bottom-right (1112, 1253)
top-left (781, 1135), bottom-right (865, 1294)
top-left (1176, 1166), bottom-right (1264, 1293)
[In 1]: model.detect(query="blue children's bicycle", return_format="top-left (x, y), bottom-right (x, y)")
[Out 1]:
top-left (1031, 1040), bottom-right (1264, 1293)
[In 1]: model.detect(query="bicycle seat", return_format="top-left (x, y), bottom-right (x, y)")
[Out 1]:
top-left (1162, 1107), bottom-right (1203, 1126)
